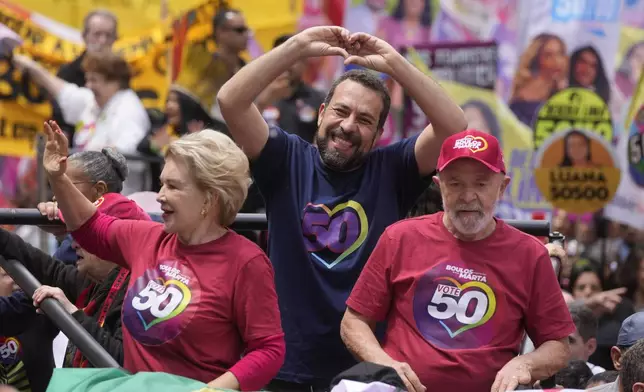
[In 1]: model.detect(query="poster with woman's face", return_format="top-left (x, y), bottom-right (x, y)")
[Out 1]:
top-left (509, 34), bottom-right (569, 126)
top-left (384, 0), bottom-right (433, 49)
top-left (508, 0), bottom-right (623, 129)
top-left (461, 99), bottom-right (502, 142)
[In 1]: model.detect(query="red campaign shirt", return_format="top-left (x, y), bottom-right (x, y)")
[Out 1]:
top-left (347, 212), bottom-right (575, 391)
top-left (72, 212), bottom-right (284, 390)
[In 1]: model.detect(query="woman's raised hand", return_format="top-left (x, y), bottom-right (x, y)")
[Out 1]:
top-left (43, 120), bottom-right (69, 178)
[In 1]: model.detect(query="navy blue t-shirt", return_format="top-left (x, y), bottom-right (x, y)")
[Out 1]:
top-left (53, 234), bottom-right (77, 265)
top-left (252, 126), bottom-right (429, 384)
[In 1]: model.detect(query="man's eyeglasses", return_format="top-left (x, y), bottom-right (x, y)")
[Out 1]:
top-left (227, 26), bottom-right (249, 34)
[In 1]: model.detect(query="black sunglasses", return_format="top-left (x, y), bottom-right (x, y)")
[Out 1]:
top-left (227, 26), bottom-right (249, 34)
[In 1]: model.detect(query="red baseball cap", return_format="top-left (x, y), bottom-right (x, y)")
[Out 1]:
top-left (59, 193), bottom-right (151, 223)
top-left (436, 129), bottom-right (506, 173)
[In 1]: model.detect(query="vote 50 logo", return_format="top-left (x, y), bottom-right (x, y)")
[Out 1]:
top-left (413, 264), bottom-right (498, 349)
top-left (0, 337), bottom-right (21, 366)
top-left (123, 262), bottom-right (199, 346)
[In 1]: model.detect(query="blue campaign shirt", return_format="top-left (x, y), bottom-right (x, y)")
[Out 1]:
top-left (53, 234), bottom-right (78, 265)
top-left (0, 291), bottom-right (38, 336)
top-left (252, 126), bottom-right (429, 384)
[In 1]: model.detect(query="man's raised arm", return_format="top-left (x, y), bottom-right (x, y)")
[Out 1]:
top-left (218, 27), bottom-right (350, 160)
top-left (397, 58), bottom-right (468, 176)
top-left (345, 34), bottom-right (468, 176)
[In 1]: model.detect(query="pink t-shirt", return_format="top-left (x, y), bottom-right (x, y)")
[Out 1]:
top-left (347, 212), bottom-right (575, 391)
top-left (72, 212), bottom-right (284, 390)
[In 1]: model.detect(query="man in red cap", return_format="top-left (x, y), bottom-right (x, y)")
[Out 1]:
top-left (340, 130), bottom-right (575, 392)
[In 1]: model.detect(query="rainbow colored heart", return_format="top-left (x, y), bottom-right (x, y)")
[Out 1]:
top-left (437, 278), bottom-right (496, 338)
top-left (136, 279), bottom-right (191, 331)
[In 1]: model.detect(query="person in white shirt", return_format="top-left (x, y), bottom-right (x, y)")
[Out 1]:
top-left (12, 51), bottom-right (150, 194)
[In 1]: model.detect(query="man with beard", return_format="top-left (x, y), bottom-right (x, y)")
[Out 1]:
top-left (218, 27), bottom-right (467, 390)
top-left (341, 130), bottom-right (574, 392)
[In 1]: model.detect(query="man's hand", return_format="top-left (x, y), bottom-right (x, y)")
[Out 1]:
top-left (344, 33), bottom-right (399, 75)
top-left (584, 287), bottom-right (627, 316)
top-left (491, 356), bottom-right (532, 392)
top-left (545, 242), bottom-right (568, 278)
top-left (256, 73), bottom-right (293, 110)
top-left (293, 26), bottom-right (351, 59)
top-left (544, 243), bottom-right (566, 261)
top-left (33, 285), bottom-right (79, 315)
top-left (385, 360), bottom-right (426, 392)
top-left (150, 126), bottom-right (173, 151)
top-left (11, 54), bottom-right (37, 72)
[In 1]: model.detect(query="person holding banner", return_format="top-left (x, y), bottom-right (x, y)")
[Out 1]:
top-left (218, 26), bottom-right (467, 390)
top-left (53, 10), bottom-right (119, 143)
top-left (341, 130), bottom-right (574, 392)
top-left (41, 121), bottom-right (285, 391)
top-left (12, 50), bottom-right (149, 194)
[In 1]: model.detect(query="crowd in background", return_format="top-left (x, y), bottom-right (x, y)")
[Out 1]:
top-left (0, 5), bottom-right (643, 392)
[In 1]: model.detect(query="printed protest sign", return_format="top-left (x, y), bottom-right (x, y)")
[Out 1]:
top-left (533, 88), bottom-right (620, 214)
top-left (533, 129), bottom-right (620, 214)
top-left (403, 41), bottom-right (498, 137)
top-left (626, 104), bottom-right (644, 187)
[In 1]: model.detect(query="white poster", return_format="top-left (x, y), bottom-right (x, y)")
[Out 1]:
top-left (509, 0), bottom-right (623, 127)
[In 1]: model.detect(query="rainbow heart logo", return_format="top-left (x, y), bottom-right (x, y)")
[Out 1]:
top-left (437, 277), bottom-right (496, 338)
top-left (468, 136), bottom-right (489, 153)
top-left (136, 279), bottom-right (192, 331)
top-left (307, 200), bottom-right (369, 269)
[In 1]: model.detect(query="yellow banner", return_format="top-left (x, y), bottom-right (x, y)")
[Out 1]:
top-left (11, 0), bottom-right (208, 37)
top-left (0, 0), bottom-right (227, 158)
top-left (0, 0), bottom-right (301, 158)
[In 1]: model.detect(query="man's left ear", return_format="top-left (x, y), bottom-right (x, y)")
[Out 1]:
top-left (317, 104), bottom-right (325, 127)
top-left (633, 382), bottom-right (644, 392)
top-left (499, 175), bottom-right (511, 197)
top-left (586, 337), bottom-right (597, 357)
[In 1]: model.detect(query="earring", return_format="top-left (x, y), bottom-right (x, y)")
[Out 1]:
top-left (201, 208), bottom-right (207, 218)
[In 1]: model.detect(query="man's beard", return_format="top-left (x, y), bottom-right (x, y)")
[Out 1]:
top-left (316, 126), bottom-right (367, 171)
top-left (444, 200), bottom-right (494, 236)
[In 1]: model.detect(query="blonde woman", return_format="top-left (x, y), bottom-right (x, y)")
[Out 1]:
top-left (41, 120), bottom-right (284, 391)
top-left (509, 33), bottom-right (569, 126)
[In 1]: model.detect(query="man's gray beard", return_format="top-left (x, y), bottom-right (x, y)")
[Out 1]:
top-left (443, 197), bottom-right (494, 236)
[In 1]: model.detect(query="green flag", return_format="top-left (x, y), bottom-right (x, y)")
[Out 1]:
top-left (46, 368), bottom-right (237, 392)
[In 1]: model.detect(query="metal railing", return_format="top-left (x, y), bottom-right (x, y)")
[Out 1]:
top-left (0, 209), bottom-right (551, 236)
top-left (0, 257), bottom-right (121, 369)
top-left (0, 208), bottom-right (552, 375)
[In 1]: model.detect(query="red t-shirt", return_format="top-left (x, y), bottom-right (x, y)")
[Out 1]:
top-left (73, 212), bottom-right (284, 387)
top-left (347, 212), bottom-right (575, 391)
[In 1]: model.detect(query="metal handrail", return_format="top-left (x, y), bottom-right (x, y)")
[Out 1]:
top-left (0, 257), bottom-right (121, 369)
top-left (0, 209), bottom-right (551, 236)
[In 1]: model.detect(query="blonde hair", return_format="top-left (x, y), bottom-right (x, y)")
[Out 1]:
top-left (165, 130), bottom-right (251, 227)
